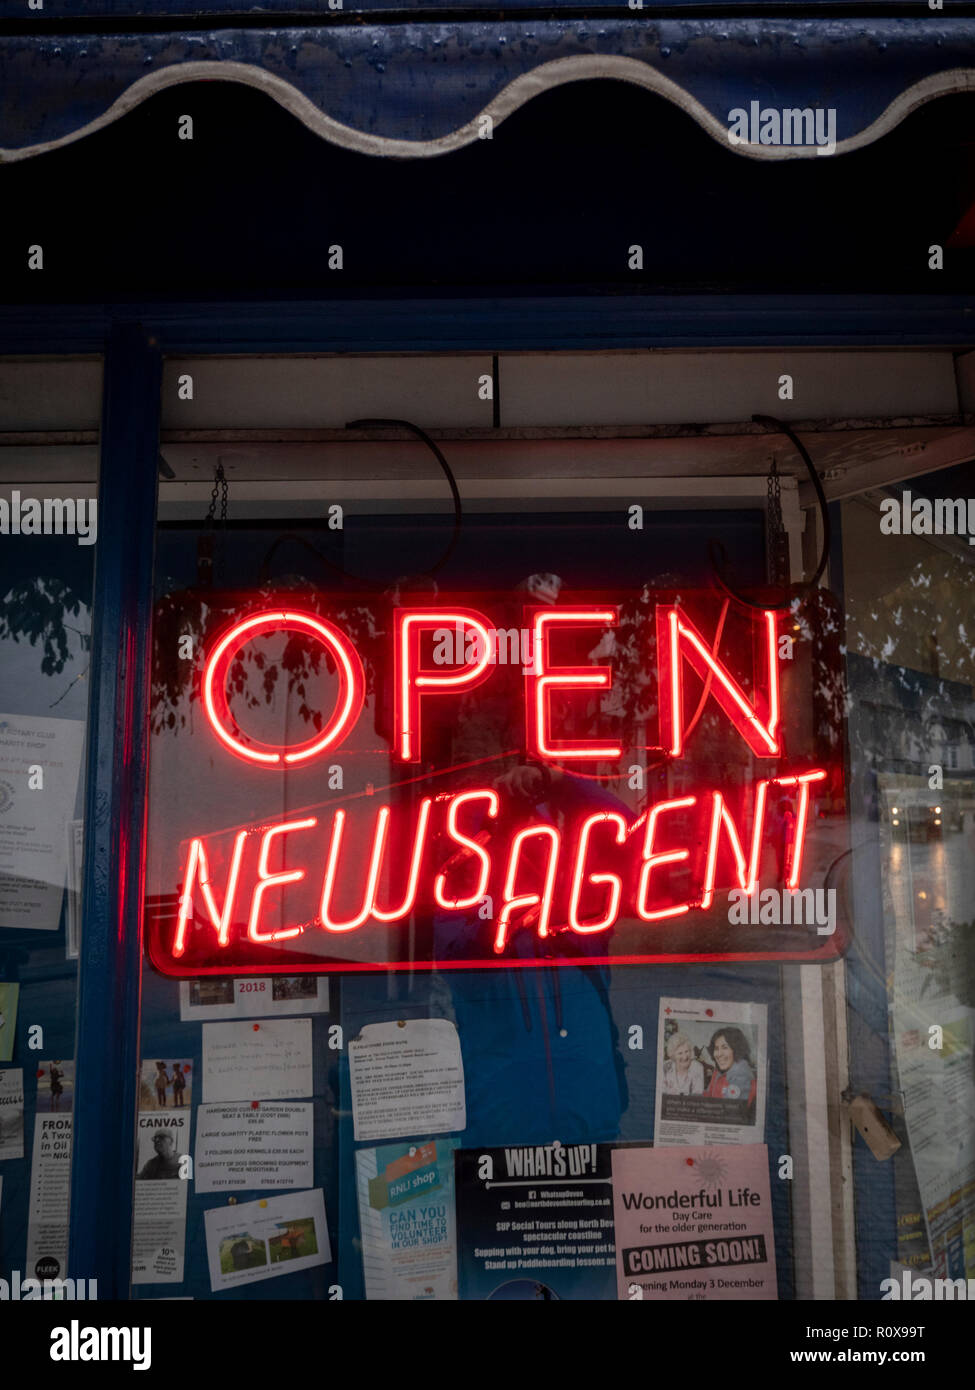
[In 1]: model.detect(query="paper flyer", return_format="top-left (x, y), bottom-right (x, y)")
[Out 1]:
top-left (654, 998), bottom-right (767, 1147)
top-left (0, 714), bottom-right (85, 932)
top-left (195, 1102), bottom-right (313, 1193)
top-left (349, 1018), bottom-right (466, 1142)
top-left (455, 1143), bottom-right (617, 1300)
top-left (0, 982), bottom-right (18, 1061)
top-left (612, 1144), bottom-right (777, 1300)
top-left (139, 1057), bottom-right (193, 1112)
top-left (132, 1110), bottom-right (191, 1284)
top-left (65, 819), bottom-right (83, 960)
top-left (203, 1188), bottom-right (330, 1292)
top-left (895, 1006), bottom-right (975, 1278)
top-left (202, 1018), bottom-right (313, 1103)
top-left (0, 1067), bottom-right (25, 1160)
top-left (180, 975), bottom-right (329, 1022)
top-left (356, 1139), bottom-right (460, 1300)
top-left (36, 1059), bottom-right (73, 1114)
top-left (26, 1113), bottom-right (73, 1279)
top-left (879, 775), bottom-right (975, 1280)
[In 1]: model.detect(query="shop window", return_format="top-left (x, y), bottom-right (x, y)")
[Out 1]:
top-left (0, 356), bottom-right (101, 1293)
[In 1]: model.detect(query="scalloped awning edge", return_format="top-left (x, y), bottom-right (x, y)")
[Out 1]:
top-left (3, 55), bottom-right (975, 166)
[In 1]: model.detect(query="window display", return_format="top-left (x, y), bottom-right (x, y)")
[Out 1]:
top-left (2, 14), bottom-right (975, 1352)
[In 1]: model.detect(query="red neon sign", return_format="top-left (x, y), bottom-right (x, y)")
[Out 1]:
top-left (657, 606), bottom-right (780, 758)
top-left (526, 607), bottom-right (623, 761)
top-left (203, 610), bottom-right (365, 765)
top-left (395, 608), bottom-right (494, 762)
top-left (147, 590), bottom-right (848, 975)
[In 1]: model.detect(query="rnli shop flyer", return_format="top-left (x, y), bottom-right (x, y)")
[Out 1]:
top-left (612, 1144), bottom-right (777, 1300)
top-left (355, 1138), bottom-right (460, 1300)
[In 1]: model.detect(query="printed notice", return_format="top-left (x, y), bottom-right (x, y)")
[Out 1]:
top-left (132, 1111), bottom-right (191, 1285)
top-left (0, 982), bottom-right (19, 1061)
top-left (612, 1144), bottom-right (777, 1300)
top-left (204, 1188), bottom-right (330, 1292)
top-left (180, 975), bottom-right (329, 1022)
top-left (26, 1114), bottom-right (73, 1279)
top-left (0, 715), bottom-right (85, 932)
top-left (65, 819), bottom-right (83, 960)
top-left (456, 1143), bottom-right (617, 1300)
top-left (0, 1067), bottom-right (24, 1160)
top-left (654, 998), bottom-right (767, 1147)
top-left (356, 1139), bottom-right (460, 1300)
top-left (349, 1019), bottom-right (465, 1142)
top-left (202, 1018), bottom-right (313, 1103)
top-left (195, 1102), bottom-right (313, 1193)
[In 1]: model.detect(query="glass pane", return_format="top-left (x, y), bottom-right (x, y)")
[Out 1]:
top-left (0, 355), bottom-right (101, 1293)
top-left (842, 473), bottom-right (975, 1290)
top-left (131, 350), bottom-right (975, 1303)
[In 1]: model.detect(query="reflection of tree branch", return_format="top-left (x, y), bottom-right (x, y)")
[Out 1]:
top-left (49, 666), bottom-right (89, 710)
top-left (0, 576), bottom-right (90, 679)
top-left (151, 590), bottom-right (381, 736)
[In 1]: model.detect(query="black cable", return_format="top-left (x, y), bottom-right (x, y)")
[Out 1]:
top-left (345, 418), bottom-right (463, 580)
top-left (753, 414), bottom-right (831, 588)
top-left (709, 413), bottom-right (832, 614)
top-left (258, 531), bottom-right (351, 587)
top-left (255, 418), bottom-right (463, 590)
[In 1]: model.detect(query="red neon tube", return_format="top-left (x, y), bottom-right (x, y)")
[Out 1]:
top-left (202, 610), bottom-right (365, 766)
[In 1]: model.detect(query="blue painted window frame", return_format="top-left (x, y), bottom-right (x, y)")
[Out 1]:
top-left (0, 290), bottom-right (947, 1296)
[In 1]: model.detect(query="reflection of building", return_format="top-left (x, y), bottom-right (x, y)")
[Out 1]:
top-left (849, 654), bottom-right (975, 783)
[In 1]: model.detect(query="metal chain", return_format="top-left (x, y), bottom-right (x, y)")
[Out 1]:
top-left (204, 462), bottom-right (229, 527)
top-left (766, 457), bottom-right (788, 586)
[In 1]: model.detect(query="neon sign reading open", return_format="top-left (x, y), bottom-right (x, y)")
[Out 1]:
top-left (150, 600), bottom-right (841, 975)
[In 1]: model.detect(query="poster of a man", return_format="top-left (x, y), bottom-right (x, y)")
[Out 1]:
top-left (137, 1127), bottom-right (189, 1181)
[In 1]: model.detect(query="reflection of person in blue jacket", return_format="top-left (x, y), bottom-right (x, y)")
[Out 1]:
top-left (433, 760), bottom-right (629, 1146)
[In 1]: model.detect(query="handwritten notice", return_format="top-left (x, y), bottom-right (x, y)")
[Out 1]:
top-left (195, 1102), bottom-right (313, 1193)
top-left (0, 1067), bottom-right (24, 1160)
top-left (349, 1019), bottom-right (466, 1142)
top-left (201, 1019), bottom-right (313, 1103)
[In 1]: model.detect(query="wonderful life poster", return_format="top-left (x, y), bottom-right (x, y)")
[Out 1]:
top-left (612, 1144), bottom-right (777, 1300)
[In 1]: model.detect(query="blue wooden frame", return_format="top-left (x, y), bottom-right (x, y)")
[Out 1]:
top-left (3, 294), bottom-right (975, 358)
top-left (4, 288), bottom-right (948, 1295)
top-left (67, 324), bottom-right (161, 1297)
